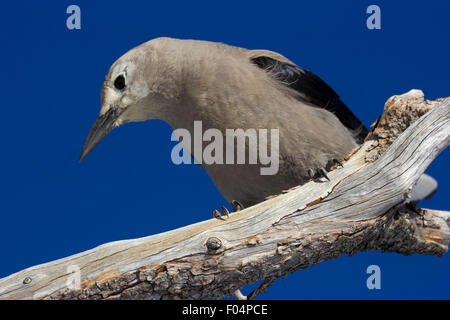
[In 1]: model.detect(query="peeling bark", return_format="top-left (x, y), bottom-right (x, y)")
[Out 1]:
top-left (0, 90), bottom-right (448, 300)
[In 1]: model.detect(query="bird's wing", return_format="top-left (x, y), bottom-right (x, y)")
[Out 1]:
top-left (248, 51), bottom-right (368, 143)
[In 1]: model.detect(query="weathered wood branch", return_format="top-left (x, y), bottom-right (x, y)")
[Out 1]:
top-left (0, 90), bottom-right (448, 300)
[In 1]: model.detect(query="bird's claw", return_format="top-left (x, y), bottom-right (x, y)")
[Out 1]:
top-left (326, 158), bottom-right (344, 172)
top-left (307, 167), bottom-right (330, 181)
top-left (307, 168), bottom-right (314, 180)
top-left (231, 200), bottom-right (244, 212)
top-left (213, 206), bottom-right (230, 220)
top-left (221, 206), bottom-right (230, 218)
top-left (213, 200), bottom-right (244, 220)
top-left (212, 209), bottom-right (222, 220)
top-left (318, 168), bottom-right (330, 181)
top-left (308, 157), bottom-right (344, 182)
top-left (332, 158), bottom-right (343, 168)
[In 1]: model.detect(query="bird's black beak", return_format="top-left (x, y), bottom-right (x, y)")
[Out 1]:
top-left (79, 107), bottom-right (124, 162)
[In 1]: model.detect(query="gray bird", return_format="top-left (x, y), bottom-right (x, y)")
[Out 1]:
top-left (79, 37), bottom-right (368, 213)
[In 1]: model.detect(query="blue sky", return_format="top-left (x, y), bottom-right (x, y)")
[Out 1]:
top-left (0, 1), bottom-right (449, 299)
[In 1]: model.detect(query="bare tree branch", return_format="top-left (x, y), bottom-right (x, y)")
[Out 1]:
top-left (0, 90), bottom-right (448, 300)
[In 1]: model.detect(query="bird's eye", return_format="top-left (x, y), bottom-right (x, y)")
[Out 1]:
top-left (114, 75), bottom-right (126, 90)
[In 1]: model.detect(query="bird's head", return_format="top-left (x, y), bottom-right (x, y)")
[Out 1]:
top-left (79, 37), bottom-right (182, 162)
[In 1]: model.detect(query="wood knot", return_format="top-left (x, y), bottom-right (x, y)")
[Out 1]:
top-left (206, 237), bottom-right (222, 252)
top-left (23, 277), bottom-right (32, 284)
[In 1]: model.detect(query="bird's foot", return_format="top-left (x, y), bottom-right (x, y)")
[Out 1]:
top-left (307, 167), bottom-right (330, 181)
top-left (213, 200), bottom-right (244, 220)
top-left (231, 200), bottom-right (244, 212)
top-left (307, 158), bottom-right (344, 182)
top-left (212, 206), bottom-right (230, 220)
top-left (326, 158), bottom-right (344, 171)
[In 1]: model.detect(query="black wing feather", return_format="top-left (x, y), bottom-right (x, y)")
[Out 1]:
top-left (251, 56), bottom-right (368, 143)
